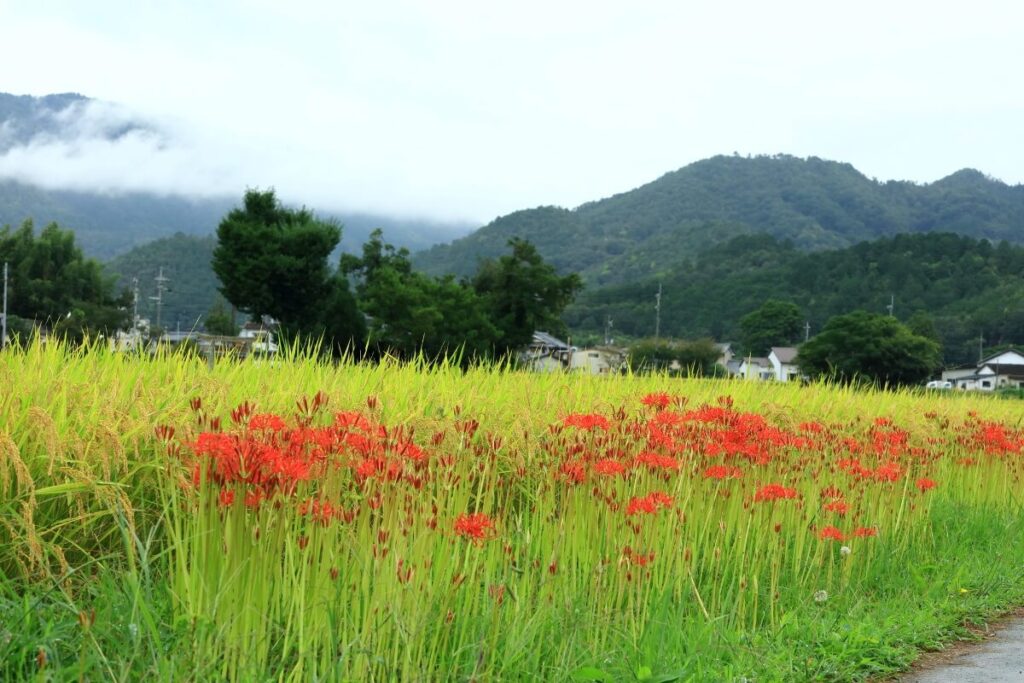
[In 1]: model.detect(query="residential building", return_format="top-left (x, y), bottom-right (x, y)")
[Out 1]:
top-left (769, 347), bottom-right (801, 382)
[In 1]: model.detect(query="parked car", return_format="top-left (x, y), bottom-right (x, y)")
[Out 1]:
top-left (925, 380), bottom-right (953, 389)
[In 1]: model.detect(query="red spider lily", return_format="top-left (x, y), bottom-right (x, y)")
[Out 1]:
top-left (626, 492), bottom-right (673, 516)
top-left (819, 486), bottom-right (844, 500)
top-left (916, 477), bottom-right (937, 493)
top-left (872, 463), bottom-right (902, 482)
top-left (823, 500), bottom-right (849, 516)
top-left (703, 465), bottom-right (743, 480)
top-left (249, 413), bottom-right (286, 431)
top-left (640, 392), bottom-right (673, 409)
top-left (334, 411), bottom-right (375, 432)
top-left (634, 451), bottom-right (680, 471)
top-left (753, 484), bottom-right (798, 502)
top-left (853, 527), bottom-right (878, 537)
top-left (593, 458), bottom-right (628, 477)
top-left (454, 512), bottom-right (495, 543)
top-left (559, 461), bottom-right (586, 484)
top-left (819, 526), bottom-right (844, 542)
top-left (563, 413), bottom-right (610, 431)
top-left (622, 545), bottom-right (656, 566)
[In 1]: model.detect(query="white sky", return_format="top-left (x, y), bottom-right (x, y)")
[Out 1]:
top-left (1, 0), bottom-right (1022, 225)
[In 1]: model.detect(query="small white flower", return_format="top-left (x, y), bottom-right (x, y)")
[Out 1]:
top-left (840, 545), bottom-right (851, 556)
top-left (128, 623), bottom-right (139, 640)
top-left (813, 590), bottom-right (829, 603)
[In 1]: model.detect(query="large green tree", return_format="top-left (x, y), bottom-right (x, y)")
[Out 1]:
top-left (798, 311), bottom-right (941, 386)
top-left (0, 219), bottom-right (130, 343)
top-left (472, 238), bottom-right (583, 354)
top-left (739, 299), bottom-right (803, 356)
top-left (341, 230), bottom-right (498, 361)
top-left (212, 190), bottom-right (364, 348)
top-left (627, 338), bottom-right (721, 376)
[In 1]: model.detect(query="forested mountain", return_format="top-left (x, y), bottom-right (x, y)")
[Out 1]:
top-left (414, 155), bottom-right (1024, 285)
top-left (0, 92), bottom-right (472, 258)
top-left (566, 233), bottom-right (1024, 366)
top-left (104, 233), bottom-right (220, 331)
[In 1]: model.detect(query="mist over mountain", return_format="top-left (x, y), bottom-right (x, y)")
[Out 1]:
top-left (0, 92), bottom-right (473, 258)
top-left (414, 155), bottom-right (1024, 285)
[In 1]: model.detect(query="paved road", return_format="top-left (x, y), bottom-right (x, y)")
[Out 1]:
top-left (903, 621), bottom-right (1024, 682)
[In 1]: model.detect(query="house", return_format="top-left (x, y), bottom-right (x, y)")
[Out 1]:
top-left (715, 342), bottom-right (735, 368)
top-left (769, 347), bottom-right (801, 382)
top-left (738, 356), bottom-right (773, 380)
top-left (239, 322), bottom-right (278, 355)
top-left (569, 347), bottom-right (626, 375)
top-left (944, 349), bottom-right (1024, 391)
top-left (522, 331), bottom-right (573, 372)
top-left (521, 332), bottom-right (625, 375)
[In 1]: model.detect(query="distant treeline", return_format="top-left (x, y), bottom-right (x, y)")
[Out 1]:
top-left (567, 232), bottom-right (1024, 367)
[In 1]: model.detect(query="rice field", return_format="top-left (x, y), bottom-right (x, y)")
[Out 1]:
top-left (3, 340), bottom-right (1024, 681)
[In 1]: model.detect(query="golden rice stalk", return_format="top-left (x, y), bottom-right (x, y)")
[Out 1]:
top-left (98, 421), bottom-right (128, 473)
top-left (27, 406), bottom-right (61, 478)
top-left (0, 515), bottom-right (30, 577)
top-left (0, 431), bottom-right (34, 498)
top-left (20, 500), bottom-right (45, 575)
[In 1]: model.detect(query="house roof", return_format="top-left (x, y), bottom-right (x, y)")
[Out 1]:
top-left (531, 331), bottom-right (570, 350)
top-left (741, 357), bottom-right (770, 367)
top-left (980, 363), bottom-right (1024, 377)
top-left (770, 346), bottom-right (799, 364)
top-left (978, 348), bottom-right (1024, 366)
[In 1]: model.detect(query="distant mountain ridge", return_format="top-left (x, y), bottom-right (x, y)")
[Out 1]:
top-left (0, 92), bottom-right (472, 258)
top-left (414, 155), bottom-right (1024, 285)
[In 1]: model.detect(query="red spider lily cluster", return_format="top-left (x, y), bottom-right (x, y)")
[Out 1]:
top-left (157, 388), bottom-right (1024, 587)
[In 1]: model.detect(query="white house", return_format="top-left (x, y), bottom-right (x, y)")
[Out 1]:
top-left (738, 356), bottom-right (774, 380)
top-left (239, 322), bottom-right (278, 355)
top-left (768, 347), bottom-right (801, 382)
top-left (521, 331), bottom-right (625, 375)
top-left (569, 347), bottom-right (625, 375)
top-left (943, 349), bottom-right (1024, 391)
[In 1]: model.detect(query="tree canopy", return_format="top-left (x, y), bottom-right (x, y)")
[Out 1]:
top-left (472, 238), bottom-right (583, 354)
top-left (738, 300), bottom-right (803, 356)
top-left (212, 190), bottom-right (364, 349)
top-left (0, 219), bottom-right (129, 342)
top-left (798, 311), bottom-right (941, 386)
top-left (626, 338), bottom-right (722, 376)
top-left (341, 230), bottom-right (499, 361)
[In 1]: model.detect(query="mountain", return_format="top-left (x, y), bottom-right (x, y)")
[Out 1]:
top-left (566, 232), bottom-right (1024, 366)
top-left (104, 233), bottom-right (220, 331)
top-left (0, 92), bottom-right (472, 258)
top-left (413, 155), bottom-right (1024, 285)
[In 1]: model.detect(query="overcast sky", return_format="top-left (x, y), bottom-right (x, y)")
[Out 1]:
top-left (1, 0), bottom-right (1022, 225)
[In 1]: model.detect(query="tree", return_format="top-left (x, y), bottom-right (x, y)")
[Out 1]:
top-left (0, 219), bottom-right (130, 343)
top-left (203, 298), bottom-right (237, 336)
top-left (212, 190), bottom-right (364, 349)
top-left (627, 338), bottom-right (721, 376)
top-left (739, 300), bottom-right (803, 356)
top-left (341, 230), bottom-right (497, 361)
top-left (798, 311), bottom-right (941, 386)
top-left (472, 238), bottom-right (583, 354)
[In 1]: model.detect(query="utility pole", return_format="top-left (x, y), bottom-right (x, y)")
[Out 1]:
top-left (131, 277), bottom-right (140, 328)
top-left (654, 283), bottom-right (662, 340)
top-left (150, 267), bottom-right (169, 332)
top-left (978, 332), bottom-right (984, 364)
top-left (886, 294), bottom-right (894, 318)
top-left (1, 262), bottom-right (8, 350)
top-left (804, 321), bottom-right (811, 341)
top-left (604, 315), bottom-right (614, 346)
